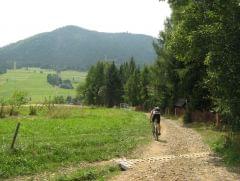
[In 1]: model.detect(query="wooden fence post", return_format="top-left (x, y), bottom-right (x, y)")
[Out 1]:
top-left (11, 122), bottom-right (21, 150)
top-left (216, 113), bottom-right (219, 128)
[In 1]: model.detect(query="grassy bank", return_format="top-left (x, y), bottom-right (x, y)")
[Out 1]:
top-left (185, 121), bottom-right (240, 167)
top-left (0, 107), bottom-right (151, 178)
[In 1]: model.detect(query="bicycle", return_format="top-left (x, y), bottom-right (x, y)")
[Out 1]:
top-left (152, 119), bottom-right (160, 141)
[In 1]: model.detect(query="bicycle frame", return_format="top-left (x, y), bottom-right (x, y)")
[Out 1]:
top-left (152, 121), bottom-right (159, 141)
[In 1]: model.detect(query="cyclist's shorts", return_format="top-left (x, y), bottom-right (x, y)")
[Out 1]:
top-left (152, 114), bottom-right (160, 124)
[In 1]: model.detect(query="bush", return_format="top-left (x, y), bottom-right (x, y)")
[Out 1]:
top-left (43, 97), bottom-right (55, 111)
top-left (29, 105), bottom-right (37, 115)
top-left (66, 96), bottom-right (72, 104)
top-left (59, 79), bottom-right (73, 89)
top-left (53, 96), bottom-right (65, 104)
top-left (0, 102), bottom-right (5, 118)
top-left (9, 106), bottom-right (19, 116)
top-left (8, 91), bottom-right (28, 116)
top-left (47, 74), bottom-right (73, 89)
top-left (73, 98), bottom-right (81, 105)
top-left (47, 74), bottom-right (62, 86)
top-left (11, 91), bottom-right (28, 107)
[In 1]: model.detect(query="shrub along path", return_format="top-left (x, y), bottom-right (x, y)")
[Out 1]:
top-left (112, 118), bottom-right (240, 181)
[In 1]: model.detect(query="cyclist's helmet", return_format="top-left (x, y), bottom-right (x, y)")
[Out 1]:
top-left (154, 106), bottom-right (160, 111)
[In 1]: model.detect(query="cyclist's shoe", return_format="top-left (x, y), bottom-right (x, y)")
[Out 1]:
top-left (158, 132), bottom-right (161, 135)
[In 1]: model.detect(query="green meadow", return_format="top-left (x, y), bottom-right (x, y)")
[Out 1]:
top-left (0, 68), bottom-right (86, 102)
top-left (0, 107), bottom-right (151, 178)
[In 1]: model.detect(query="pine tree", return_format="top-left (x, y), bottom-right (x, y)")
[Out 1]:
top-left (83, 62), bottom-right (107, 105)
top-left (94, 62), bottom-right (106, 105)
top-left (140, 66), bottom-right (150, 109)
top-left (129, 57), bottom-right (136, 75)
top-left (84, 65), bottom-right (98, 105)
top-left (124, 68), bottom-right (141, 106)
top-left (119, 57), bottom-right (137, 85)
top-left (105, 62), bottom-right (123, 107)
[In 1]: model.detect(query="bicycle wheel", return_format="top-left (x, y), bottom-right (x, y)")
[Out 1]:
top-left (154, 122), bottom-right (159, 141)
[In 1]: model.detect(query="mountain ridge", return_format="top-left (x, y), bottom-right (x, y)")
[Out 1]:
top-left (0, 25), bottom-right (156, 72)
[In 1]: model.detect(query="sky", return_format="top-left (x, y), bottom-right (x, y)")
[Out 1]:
top-left (0, 0), bottom-right (171, 47)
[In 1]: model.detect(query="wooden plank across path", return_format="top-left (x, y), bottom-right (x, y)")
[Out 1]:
top-left (115, 152), bottom-right (216, 171)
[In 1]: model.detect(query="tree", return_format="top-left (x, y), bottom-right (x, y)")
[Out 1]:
top-left (203, 0), bottom-right (240, 131)
top-left (9, 91), bottom-right (28, 116)
top-left (94, 62), bottom-right (107, 105)
top-left (150, 59), bottom-right (171, 110)
top-left (60, 79), bottom-right (73, 89)
top-left (124, 68), bottom-right (141, 106)
top-left (119, 57), bottom-right (137, 85)
top-left (0, 99), bottom-right (6, 118)
top-left (129, 57), bottom-right (137, 75)
top-left (84, 66), bottom-right (97, 105)
top-left (83, 61), bottom-right (109, 105)
top-left (83, 61), bottom-right (123, 107)
top-left (165, 1), bottom-right (213, 111)
top-left (159, 0), bottom-right (240, 130)
top-left (150, 17), bottom-right (185, 111)
top-left (47, 74), bottom-right (62, 86)
top-left (140, 66), bottom-right (151, 109)
top-left (105, 62), bottom-right (123, 107)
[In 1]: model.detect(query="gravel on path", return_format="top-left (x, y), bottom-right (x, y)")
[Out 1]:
top-left (112, 118), bottom-right (240, 181)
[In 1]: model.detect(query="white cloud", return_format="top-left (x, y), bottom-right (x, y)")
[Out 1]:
top-left (0, 0), bottom-right (171, 47)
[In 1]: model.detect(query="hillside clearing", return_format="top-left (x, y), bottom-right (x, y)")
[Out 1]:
top-left (0, 68), bottom-right (86, 102)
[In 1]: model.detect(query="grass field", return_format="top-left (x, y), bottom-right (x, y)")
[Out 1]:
top-left (0, 68), bottom-right (86, 102)
top-left (0, 107), bottom-right (151, 178)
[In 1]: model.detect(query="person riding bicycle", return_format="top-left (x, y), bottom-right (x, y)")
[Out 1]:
top-left (150, 106), bottom-right (161, 135)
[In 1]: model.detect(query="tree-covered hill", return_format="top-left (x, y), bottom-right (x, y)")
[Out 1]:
top-left (0, 26), bottom-right (156, 72)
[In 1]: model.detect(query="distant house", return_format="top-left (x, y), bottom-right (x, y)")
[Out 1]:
top-left (174, 99), bottom-right (218, 123)
top-left (174, 99), bottom-right (187, 116)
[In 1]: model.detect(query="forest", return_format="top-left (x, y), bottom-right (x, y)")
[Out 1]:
top-left (82, 0), bottom-right (240, 133)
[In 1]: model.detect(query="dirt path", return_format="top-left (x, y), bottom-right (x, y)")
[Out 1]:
top-left (4, 117), bottom-right (240, 181)
top-left (112, 118), bottom-right (240, 181)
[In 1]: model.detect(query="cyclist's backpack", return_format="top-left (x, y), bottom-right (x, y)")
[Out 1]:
top-left (152, 108), bottom-right (161, 121)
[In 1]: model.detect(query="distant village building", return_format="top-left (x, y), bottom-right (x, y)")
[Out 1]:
top-left (174, 99), bottom-right (216, 122)
top-left (174, 99), bottom-right (187, 116)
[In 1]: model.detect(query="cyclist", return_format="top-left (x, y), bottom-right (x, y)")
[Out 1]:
top-left (150, 107), bottom-right (161, 136)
